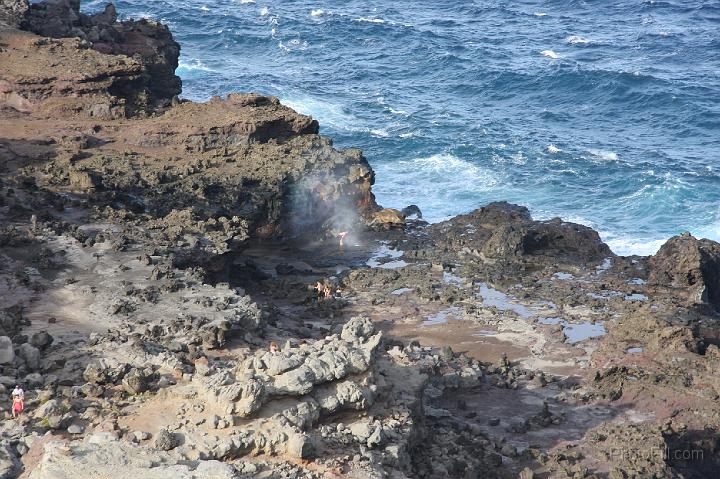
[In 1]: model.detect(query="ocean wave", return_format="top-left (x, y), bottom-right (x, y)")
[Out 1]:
top-left (534, 12), bottom-right (547, 17)
top-left (388, 154), bottom-right (499, 191)
top-left (546, 144), bottom-right (562, 154)
top-left (356, 17), bottom-right (386, 24)
top-left (311, 9), bottom-right (324, 17)
top-left (260, 6), bottom-right (269, 16)
top-left (177, 58), bottom-right (215, 73)
top-left (566, 35), bottom-right (590, 45)
top-left (540, 50), bottom-right (560, 59)
top-left (605, 237), bottom-right (666, 256)
top-left (281, 96), bottom-right (360, 132)
top-left (238, 0), bottom-right (255, 3)
top-left (587, 149), bottom-right (619, 161)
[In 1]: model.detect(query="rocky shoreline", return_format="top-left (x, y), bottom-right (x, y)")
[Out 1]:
top-left (1, 2), bottom-right (719, 478)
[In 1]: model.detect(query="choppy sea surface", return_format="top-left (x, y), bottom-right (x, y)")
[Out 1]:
top-left (88, 0), bottom-right (720, 255)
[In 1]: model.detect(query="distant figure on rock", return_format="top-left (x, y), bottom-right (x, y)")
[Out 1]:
top-left (269, 341), bottom-right (279, 354)
top-left (315, 281), bottom-right (325, 299)
top-left (11, 385), bottom-right (24, 419)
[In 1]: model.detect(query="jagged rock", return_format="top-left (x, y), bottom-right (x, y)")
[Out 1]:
top-left (0, 442), bottom-right (21, 479)
top-left (286, 433), bottom-right (313, 459)
top-left (0, 0), bottom-right (27, 28)
top-left (649, 233), bottom-right (720, 307)
top-left (153, 429), bottom-right (180, 451)
top-left (369, 208), bottom-right (405, 228)
top-left (122, 368), bottom-right (149, 395)
top-left (18, 343), bottom-right (40, 370)
top-left (0, 336), bottom-right (14, 364)
top-left (340, 316), bottom-right (375, 342)
top-left (27, 437), bottom-right (238, 479)
top-left (33, 399), bottom-right (60, 419)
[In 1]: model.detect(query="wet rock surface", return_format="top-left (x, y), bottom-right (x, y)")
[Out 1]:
top-left (1, 2), bottom-right (719, 478)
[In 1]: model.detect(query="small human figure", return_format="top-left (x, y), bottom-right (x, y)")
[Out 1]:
top-left (269, 341), bottom-right (279, 354)
top-left (323, 284), bottom-right (332, 299)
top-left (11, 385), bottom-right (24, 419)
top-left (315, 281), bottom-right (325, 299)
top-left (338, 231), bottom-right (348, 252)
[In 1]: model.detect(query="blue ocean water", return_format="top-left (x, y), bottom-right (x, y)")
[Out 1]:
top-left (89, 0), bottom-right (720, 255)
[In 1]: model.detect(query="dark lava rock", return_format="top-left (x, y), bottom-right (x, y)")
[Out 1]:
top-left (30, 330), bottom-right (54, 349)
top-left (649, 232), bottom-right (720, 308)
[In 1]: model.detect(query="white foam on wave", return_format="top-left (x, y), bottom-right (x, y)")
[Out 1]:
top-left (399, 154), bottom-right (500, 190)
top-left (239, 0), bottom-right (255, 3)
top-left (373, 154), bottom-right (501, 220)
top-left (546, 144), bottom-right (562, 154)
top-left (541, 50), bottom-right (560, 59)
top-left (534, 12), bottom-right (547, 17)
top-left (177, 58), bottom-right (215, 73)
top-left (587, 149), bottom-right (618, 161)
top-left (281, 96), bottom-right (359, 132)
top-left (260, 6), bottom-right (269, 16)
top-left (311, 9), bottom-right (324, 17)
top-left (356, 17), bottom-right (385, 24)
top-left (605, 237), bottom-right (666, 256)
top-left (566, 35), bottom-right (590, 44)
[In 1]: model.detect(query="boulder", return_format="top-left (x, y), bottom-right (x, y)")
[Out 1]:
top-left (0, 336), bottom-right (14, 364)
top-left (649, 233), bottom-right (720, 308)
top-left (121, 368), bottom-right (148, 395)
top-left (30, 331), bottom-right (54, 350)
top-left (153, 429), bottom-right (180, 451)
top-left (18, 343), bottom-right (40, 371)
top-left (369, 208), bottom-right (405, 228)
top-left (286, 433), bottom-right (314, 459)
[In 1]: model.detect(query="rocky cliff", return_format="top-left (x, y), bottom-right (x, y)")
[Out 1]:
top-left (1, 2), bottom-right (719, 479)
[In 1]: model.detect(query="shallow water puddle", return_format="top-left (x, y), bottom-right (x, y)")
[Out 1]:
top-left (423, 307), bottom-right (461, 326)
top-left (553, 272), bottom-right (574, 280)
top-left (563, 321), bottom-right (607, 343)
top-left (538, 317), bottom-right (607, 343)
top-left (595, 258), bottom-right (613, 274)
top-left (366, 242), bottom-right (408, 269)
top-left (627, 347), bottom-right (644, 353)
top-left (477, 283), bottom-right (533, 319)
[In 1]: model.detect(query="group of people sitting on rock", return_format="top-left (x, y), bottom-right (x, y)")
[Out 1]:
top-left (314, 279), bottom-right (342, 301)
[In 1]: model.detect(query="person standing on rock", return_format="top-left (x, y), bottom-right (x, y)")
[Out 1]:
top-left (11, 385), bottom-right (24, 419)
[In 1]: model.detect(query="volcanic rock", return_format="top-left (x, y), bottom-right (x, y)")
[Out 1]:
top-left (649, 232), bottom-right (720, 308)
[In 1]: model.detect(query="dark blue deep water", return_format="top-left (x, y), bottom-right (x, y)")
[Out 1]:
top-left (89, 0), bottom-right (720, 255)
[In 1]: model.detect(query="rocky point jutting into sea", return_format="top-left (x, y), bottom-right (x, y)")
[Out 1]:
top-left (0, 1), bottom-right (719, 478)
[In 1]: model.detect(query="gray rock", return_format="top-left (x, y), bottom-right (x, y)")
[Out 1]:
top-left (286, 433), bottom-right (313, 459)
top-left (131, 431), bottom-right (150, 442)
top-left (153, 429), bottom-right (180, 451)
top-left (25, 372), bottom-right (43, 387)
top-left (0, 337), bottom-right (14, 364)
top-left (340, 316), bottom-right (375, 342)
top-left (30, 331), bottom-right (54, 350)
top-left (122, 368), bottom-right (148, 395)
top-left (500, 444), bottom-right (517, 457)
top-left (67, 424), bottom-right (84, 434)
top-left (18, 343), bottom-right (41, 371)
